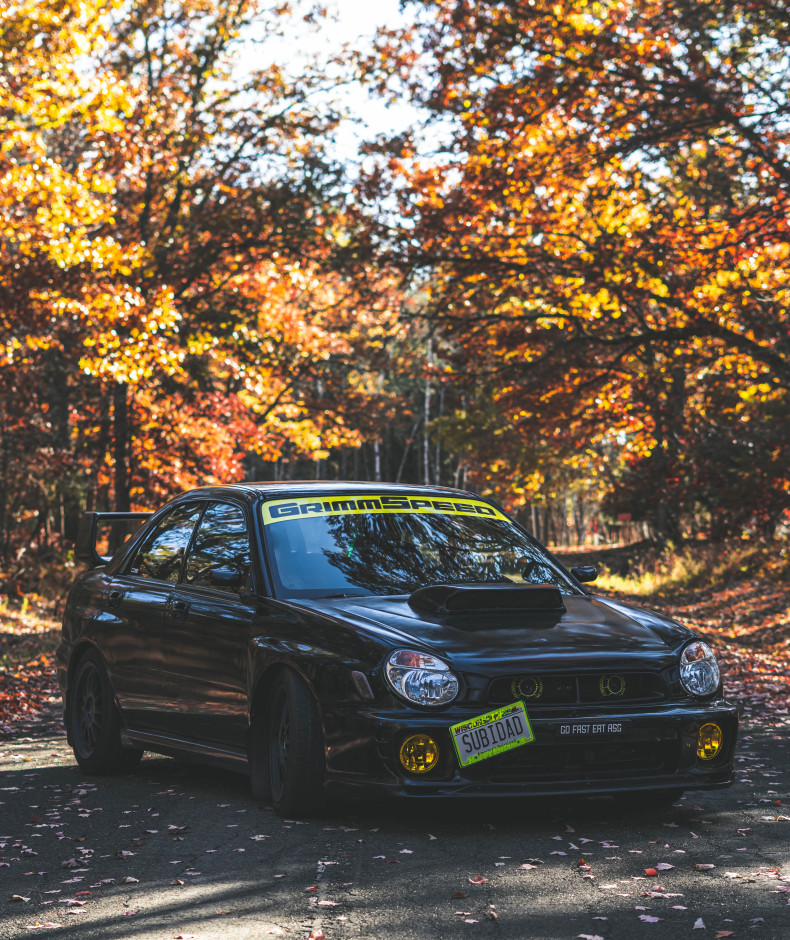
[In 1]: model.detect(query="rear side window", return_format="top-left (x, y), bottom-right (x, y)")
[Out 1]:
top-left (184, 502), bottom-right (251, 592)
top-left (128, 503), bottom-right (203, 582)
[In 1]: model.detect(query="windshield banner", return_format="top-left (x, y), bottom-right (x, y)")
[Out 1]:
top-left (261, 495), bottom-right (509, 525)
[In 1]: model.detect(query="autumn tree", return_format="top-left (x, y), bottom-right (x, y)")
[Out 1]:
top-left (372, 0), bottom-right (790, 538)
top-left (0, 0), bottom-right (129, 556)
top-left (0, 0), bottom-right (393, 564)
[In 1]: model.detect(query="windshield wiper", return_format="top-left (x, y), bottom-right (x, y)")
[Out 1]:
top-left (323, 591), bottom-right (367, 599)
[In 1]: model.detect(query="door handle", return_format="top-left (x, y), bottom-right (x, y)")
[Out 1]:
top-left (107, 589), bottom-right (124, 609)
top-left (166, 598), bottom-right (190, 621)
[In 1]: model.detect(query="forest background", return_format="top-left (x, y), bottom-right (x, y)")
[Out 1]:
top-left (1, 0), bottom-right (789, 599)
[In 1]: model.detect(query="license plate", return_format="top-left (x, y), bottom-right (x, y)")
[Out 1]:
top-left (450, 701), bottom-right (534, 767)
top-left (556, 720), bottom-right (628, 737)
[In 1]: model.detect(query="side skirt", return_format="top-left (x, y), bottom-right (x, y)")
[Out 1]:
top-left (121, 729), bottom-right (249, 773)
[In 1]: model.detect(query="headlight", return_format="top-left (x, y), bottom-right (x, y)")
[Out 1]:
top-left (679, 641), bottom-right (720, 697)
top-left (385, 650), bottom-right (459, 706)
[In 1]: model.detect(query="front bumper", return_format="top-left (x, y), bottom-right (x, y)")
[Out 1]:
top-left (322, 699), bottom-right (738, 799)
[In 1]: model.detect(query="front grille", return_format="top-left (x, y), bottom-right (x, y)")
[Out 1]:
top-left (482, 738), bottom-right (679, 783)
top-left (488, 672), bottom-right (667, 706)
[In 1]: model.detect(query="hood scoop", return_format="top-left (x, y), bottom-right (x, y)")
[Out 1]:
top-left (408, 582), bottom-right (566, 617)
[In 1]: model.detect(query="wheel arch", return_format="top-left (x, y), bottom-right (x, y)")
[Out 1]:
top-left (249, 659), bottom-right (324, 734)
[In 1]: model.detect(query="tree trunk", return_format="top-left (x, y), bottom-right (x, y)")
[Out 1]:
top-left (0, 411), bottom-right (8, 557)
top-left (423, 334), bottom-right (432, 485)
top-left (374, 439), bottom-right (382, 482)
top-left (113, 382), bottom-right (131, 512)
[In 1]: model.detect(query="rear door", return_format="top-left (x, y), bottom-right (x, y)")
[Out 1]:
top-left (101, 502), bottom-right (203, 731)
top-left (158, 501), bottom-right (255, 749)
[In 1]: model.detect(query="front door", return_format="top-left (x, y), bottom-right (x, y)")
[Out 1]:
top-left (158, 501), bottom-right (254, 750)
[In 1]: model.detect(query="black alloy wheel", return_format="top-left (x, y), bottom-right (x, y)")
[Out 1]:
top-left (267, 670), bottom-right (325, 817)
top-left (68, 650), bottom-right (142, 774)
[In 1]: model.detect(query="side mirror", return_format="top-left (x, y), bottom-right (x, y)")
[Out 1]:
top-left (208, 566), bottom-right (245, 588)
top-left (571, 565), bottom-right (598, 583)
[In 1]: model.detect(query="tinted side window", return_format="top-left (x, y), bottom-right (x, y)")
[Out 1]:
top-left (184, 503), bottom-right (251, 592)
top-left (128, 503), bottom-right (203, 582)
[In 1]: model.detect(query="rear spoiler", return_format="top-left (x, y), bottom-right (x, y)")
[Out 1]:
top-left (75, 511), bottom-right (152, 567)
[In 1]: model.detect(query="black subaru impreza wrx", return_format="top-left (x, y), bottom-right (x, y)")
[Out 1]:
top-left (57, 483), bottom-right (737, 816)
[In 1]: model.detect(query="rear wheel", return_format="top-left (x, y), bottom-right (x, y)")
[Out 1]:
top-left (68, 650), bottom-right (143, 774)
top-left (268, 670), bottom-right (325, 817)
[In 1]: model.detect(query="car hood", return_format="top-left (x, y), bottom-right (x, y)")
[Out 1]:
top-left (299, 592), bottom-right (692, 672)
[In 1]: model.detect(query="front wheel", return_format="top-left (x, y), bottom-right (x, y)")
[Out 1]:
top-left (268, 670), bottom-right (325, 817)
top-left (68, 650), bottom-right (143, 774)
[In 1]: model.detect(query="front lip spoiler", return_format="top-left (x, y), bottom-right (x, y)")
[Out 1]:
top-left (324, 770), bottom-right (735, 800)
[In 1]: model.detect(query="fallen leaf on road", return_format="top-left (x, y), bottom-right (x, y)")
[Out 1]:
top-left (693, 918), bottom-right (706, 929)
top-left (468, 874), bottom-right (487, 884)
top-left (639, 915), bottom-right (662, 923)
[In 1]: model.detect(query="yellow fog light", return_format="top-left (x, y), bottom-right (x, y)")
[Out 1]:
top-left (697, 722), bottom-right (723, 760)
top-left (399, 734), bottom-right (439, 774)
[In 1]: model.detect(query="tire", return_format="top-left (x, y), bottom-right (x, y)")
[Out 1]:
top-left (248, 707), bottom-right (272, 803)
top-left (68, 650), bottom-right (143, 774)
top-left (268, 670), bottom-right (325, 817)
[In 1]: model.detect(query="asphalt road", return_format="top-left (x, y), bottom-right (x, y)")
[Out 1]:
top-left (1, 700), bottom-right (788, 940)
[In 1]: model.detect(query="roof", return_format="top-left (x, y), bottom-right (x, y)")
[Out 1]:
top-left (182, 481), bottom-right (483, 500)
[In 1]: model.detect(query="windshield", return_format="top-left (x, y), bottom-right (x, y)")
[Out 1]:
top-left (261, 495), bottom-right (579, 599)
